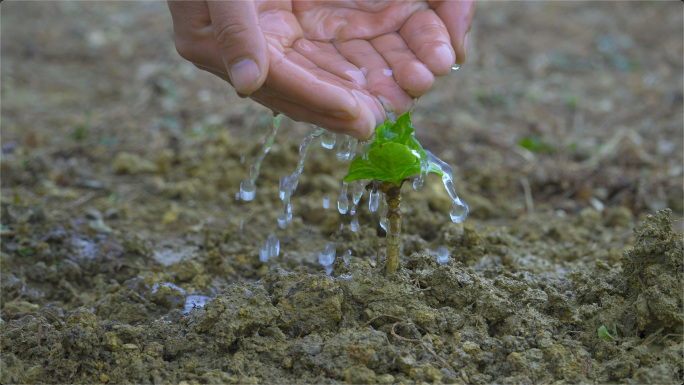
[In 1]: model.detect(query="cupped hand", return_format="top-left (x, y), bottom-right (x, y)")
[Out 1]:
top-left (168, 0), bottom-right (475, 139)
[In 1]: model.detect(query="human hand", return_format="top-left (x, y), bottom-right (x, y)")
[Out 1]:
top-left (168, 0), bottom-right (475, 139)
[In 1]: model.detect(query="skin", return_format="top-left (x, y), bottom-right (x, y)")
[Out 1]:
top-left (168, 0), bottom-right (475, 139)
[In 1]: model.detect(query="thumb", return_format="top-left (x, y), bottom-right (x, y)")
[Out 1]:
top-left (207, 0), bottom-right (268, 95)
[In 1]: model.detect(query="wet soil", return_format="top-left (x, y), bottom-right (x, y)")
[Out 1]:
top-left (1, 2), bottom-right (683, 384)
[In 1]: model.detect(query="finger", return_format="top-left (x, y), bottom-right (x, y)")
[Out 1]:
top-left (399, 9), bottom-right (455, 76)
top-left (265, 47), bottom-right (361, 120)
top-left (371, 32), bottom-right (434, 97)
top-left (206, 0), bottom-right (269, 94)
top-left (168, 1), bottom-right (226, 73)
top-left (251, 90), bottom-right (382, 139)
top-left (293, 39), bottom-right (367, 87)
top-left (429, 0), bottom-right (476, 65)
top-left (335, 39), bottom-right (414, 115)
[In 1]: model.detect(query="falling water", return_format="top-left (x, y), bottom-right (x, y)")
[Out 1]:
top-left (425, 150), bottom-right (469, 223)
top-left (239, 115), bottom-right (283, 201)
top-left (337, 182), bottom-right (349, 214)
top-left (336, 136), bottom-right (358, 161)
top-left (278, 126), bottom-right (326, 229)
top-left (321, 130), bottom-right (336, 149)
top-left (368, 188), bottom-right (380, 212)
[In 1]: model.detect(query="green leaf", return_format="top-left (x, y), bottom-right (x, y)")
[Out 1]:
top-left (344, 142), bottom-right (421, 186)
top-left (597, 325), bottom-right (613, 339)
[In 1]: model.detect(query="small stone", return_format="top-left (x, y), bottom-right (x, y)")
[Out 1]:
top-left (343, 365), bottom-right (376, 384)
top-left (102, 332), bottom-right (122, 351)
top-left (376, 374), bottom-right (395, 384)
top-left (100, 374), bottom-right (110, 383)
top-left (506, 351), bottom-right (527, 371)
top-left (112, 152), bottom-right (157, 175)
top-left (424, 365), bottom-right (442, 382)
top-left (2, 300), bottom-right (40, 314)
top-left (461, 341), bottom-right (480, 354)
top-left (604, 206), bottom-right (632, 227)
top-left (123, 343), bottom-right (139, 351)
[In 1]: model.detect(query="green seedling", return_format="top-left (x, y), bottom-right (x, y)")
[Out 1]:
top-left (344, 111), bottom-right (442, 275)
top-left (597, 324), bottom-right (618, 339)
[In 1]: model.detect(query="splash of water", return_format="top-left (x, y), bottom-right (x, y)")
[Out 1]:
top-left (319, 241), bottom-right (336, 275)
top-left (239, 115), bottom-right (283, 201)
top-left (259, 234), bottom-right (280, 262)
top-left (350, 217), bottom-right (359, 232)
top-left (435, 245), bottom-right (449, 264)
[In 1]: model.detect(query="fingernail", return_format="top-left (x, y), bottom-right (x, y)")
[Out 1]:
top-left (229, 58), bottom-right (260, 92)
top-left (462, 32), bottom-right (470, 62)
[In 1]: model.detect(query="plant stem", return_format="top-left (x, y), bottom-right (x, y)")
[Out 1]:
top-left (380, 181), bottom-right (402, 276)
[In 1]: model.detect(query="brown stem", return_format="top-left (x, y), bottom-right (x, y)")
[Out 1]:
top-left (380, 181), bottom-right (402, 276)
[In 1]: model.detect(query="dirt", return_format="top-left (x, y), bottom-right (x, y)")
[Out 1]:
top-left (1, 2), bottom-right (683, 384)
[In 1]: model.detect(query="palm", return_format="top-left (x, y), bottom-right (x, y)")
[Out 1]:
top-left (252, 0), bottom-right (459, 136)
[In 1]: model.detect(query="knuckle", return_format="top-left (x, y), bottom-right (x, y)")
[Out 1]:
top-left (212, 18), bottom-right (251, 50)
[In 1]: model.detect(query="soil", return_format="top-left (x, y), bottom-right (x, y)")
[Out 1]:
top-left (1, 2), bottom-right (683, 384)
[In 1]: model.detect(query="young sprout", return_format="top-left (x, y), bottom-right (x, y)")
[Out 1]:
top-left (344, 111), bottom-right (443, 275)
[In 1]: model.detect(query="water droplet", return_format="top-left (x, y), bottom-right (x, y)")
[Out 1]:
top-left (450, 199), bottom-right (469, 223)
top-left (344, 249), bottom-right (352, 264)
top-left (368, 189), bottom-right (380, 212)
top-left (351, 180), bottom-right (364, 205)
top-left (239, 180), bottom-right (256, 201)
top-left (321, 130), bottom-right (336, 149)
top-left (239, 220), bottom-right (244, 229)
top-left (319, 241), bottom-right (336, 275)
top-left (337, 182), bottom-right (349, 214)
top-left (336, 135), bottom-right (358, 161)
top-left (436, 245), bottom-right (449, 264)
top-left (378, 195), bottom-right (388, 231)
top-left (350, 217), bottom-right (359, 232)
top-left (451, 64), bottom-right (460, 71)
top-left (322, 196), bottom-right (330, 209)
top-left (259, 234), bottom-right (280, 262)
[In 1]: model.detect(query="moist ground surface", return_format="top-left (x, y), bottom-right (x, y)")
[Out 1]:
top-left (1, 2), bottom-right (682, 384)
